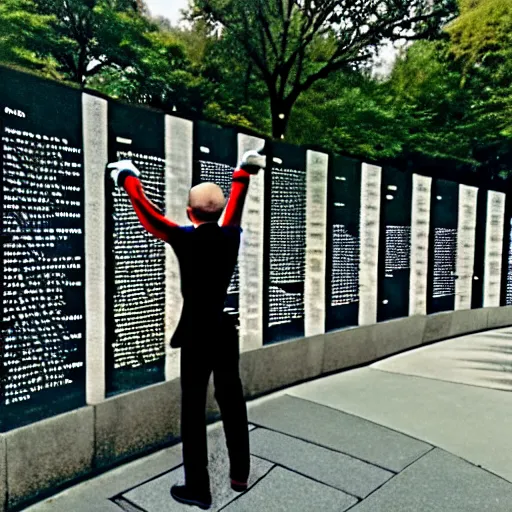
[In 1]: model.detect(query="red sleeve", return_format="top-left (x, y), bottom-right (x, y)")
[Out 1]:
top-left (123, 175), bottom-right (180, 243)
top-left (221, 168), bottom-right (251, 227)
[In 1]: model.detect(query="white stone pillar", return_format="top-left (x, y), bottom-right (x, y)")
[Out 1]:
top-left (82, 93), bottom-right (108, 404)
top-left (409, 174), bottom-right (432, 316)
top-left (237, 133), bottom-right (266, 352)
top-left (359, 163), bottom-right (382, 325)
top-left (455, 184), bottom-right (478, 310)
top-left (305, 150), bottom-right (328, 337)
top-left (484, 190), bottom-right (506, 307)
top-left (164, 116), bottom-right (193, 381)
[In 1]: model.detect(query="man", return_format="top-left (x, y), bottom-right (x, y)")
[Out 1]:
top-left (107, 148), bottom-right (265, 510)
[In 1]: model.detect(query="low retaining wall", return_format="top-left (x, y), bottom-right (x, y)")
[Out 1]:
top-left (1, 306), bottom-right (512, 511)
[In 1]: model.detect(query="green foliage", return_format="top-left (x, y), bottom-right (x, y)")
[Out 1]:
top-left (447, 0), bottom-right (512, 66)
top-left (388, 41), bottom-right (474, 162)
top-left (203, 103), bottom-right (257, 131)
top-left (0, 0), bottom-right (58, 74)
top-left (1, 0), bottom-right (510, 178)
top-left (87, 26), bottom-right (204, 112)
top-left (446, 0), bottom-right (512, 177)
top-left (191, 0), bottom-right (458, 137)
top-left (285, 71), bottom-right (407, 161)
top-left (32, 0), bottom-right (164, 84)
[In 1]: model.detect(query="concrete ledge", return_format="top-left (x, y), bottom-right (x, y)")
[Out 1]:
top-left (323, 325), bottom-right (377, 374)
top-left (372, 316), bottom-right (427, 359)
top-left (0, 435), bottom-right (6, 512)
top-left (95, 379), bottom-right (181, 469)
top-left (240, 348), bottom-right (256, 397)
top-left (449, 308), bottom-right (489, 338)
top-left (422, 312), bottom-right (453, 344)
top-left (487, 306), bottom-right (512, 329)
top-left (5, 407), bottom-right (94, 509)
top-left (245, 334), bottom-right (325, 398)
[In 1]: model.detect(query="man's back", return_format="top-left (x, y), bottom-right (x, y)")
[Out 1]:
top-left (171, 223), bottom-right (241, 347)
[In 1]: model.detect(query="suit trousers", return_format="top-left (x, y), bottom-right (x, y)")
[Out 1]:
top-left (179, 317), bottom-right (250, 492)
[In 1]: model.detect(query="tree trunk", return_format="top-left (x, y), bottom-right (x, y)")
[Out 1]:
top-left (243, 63), bottom-right (252, 104)
top-left (270, 95), bottom-right (293, 140)
top-left (76, 46), bottom-right (88, 86)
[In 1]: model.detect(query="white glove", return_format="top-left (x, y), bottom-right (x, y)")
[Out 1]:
top-left (240, 150), bottom-right (266, 174)
top-left (107, 160), bottom-right (141, 186)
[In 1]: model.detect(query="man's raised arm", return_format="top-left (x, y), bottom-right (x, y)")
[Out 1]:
top-left (221, 150), bottom-right (266, 227)
top-left (107, 160), bottom-right (180, 244)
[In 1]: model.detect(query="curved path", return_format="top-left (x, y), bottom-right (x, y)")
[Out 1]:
top-left (26, 327), bottom-right (512, 512)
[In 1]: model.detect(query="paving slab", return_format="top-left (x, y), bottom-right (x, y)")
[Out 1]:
top-left (23, 443), bottom-right (184, 512)
top-left (248, 395), bottom-right (431, 472)
top-left (350, 449), bottom-right (512, 512)
top-left (249, 428), bottom-right (392, 498)
top-left (222, 466), bottom-right (357, 512)
top-left (24, 423), bottom-right (258, 512)
top-left (123, 425), bottom-right (273, 512)
top-left (287, 367), bottom-right (512, 482)
top-left (372, 328), bottom-right (512, 391)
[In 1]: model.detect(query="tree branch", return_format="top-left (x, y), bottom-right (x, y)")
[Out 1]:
top-left (277, 1), bottom-right (337, 84)
top-left (200, 2), bottom-right (273, 82)
top-left (295, 50), bottom-right (368, 96)
top-left (256, 2), bottom-right (279, 59)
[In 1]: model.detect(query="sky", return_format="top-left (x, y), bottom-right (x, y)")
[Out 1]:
top-left (145, 0), bottom-right (189, 23)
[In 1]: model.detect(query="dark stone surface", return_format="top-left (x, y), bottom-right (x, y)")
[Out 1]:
top-left (249, 395), bottom-right (431, 472)
top-left (249, 428), bottom-right (392, 498)
top-left (351, 449), bottom-right (512, 512)
top-left (223, 467), bottom-right (357, 512)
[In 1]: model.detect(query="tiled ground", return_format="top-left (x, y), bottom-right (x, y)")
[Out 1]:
top-left (110, 395), bottom-right (512, 512)
top-left (25, 327), bottom-right (512, 512)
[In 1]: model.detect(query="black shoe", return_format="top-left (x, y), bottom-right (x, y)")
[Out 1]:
top-left (170, 484), bottom-right (212, 510)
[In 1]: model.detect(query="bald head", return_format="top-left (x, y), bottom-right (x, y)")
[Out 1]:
top-left (188, 182), bottom-right (226, 223)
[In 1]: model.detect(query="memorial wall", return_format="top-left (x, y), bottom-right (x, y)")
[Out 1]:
top-left (1, 65), bottom-right (511, 431)
top-left (326, 156), bottom-right (361, 331)
top-left (428, 179), bottom-right (459, 314)
top-left (470, 188), bottom-right (486, 309)
top-left (0, 67), bottom-right (86, 430)
top-left (506, 217), bottom-right (512, 305)
top-left (265, 142), bottom-right (307, 343)
top-left (378, 167), bottom-right (412, 321)
top-left (105, 103), bottom-right (166, 395)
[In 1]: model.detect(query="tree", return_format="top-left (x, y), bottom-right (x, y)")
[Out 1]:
top-left (190, 0), bottom-right (458, 139)
top-left (0, 0), bottom-right (57, 74)
top-left (87, 29), bottom-right (209, 114)
top-left (163, 20), bottom-right (269, 130)
top-left (34, 0), bottom-right (161, 84)
top-left (280, 69), bottom-right (404, 159)
top-left (446, 0), bottom-right (512, 178)
top-left (446, 0), bottom-right (512, 68)
top-left (388, 41), bottom-right (475, 164)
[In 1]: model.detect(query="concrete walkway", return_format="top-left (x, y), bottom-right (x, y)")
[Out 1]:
top-left (25, 327), bottom-right (512, 512)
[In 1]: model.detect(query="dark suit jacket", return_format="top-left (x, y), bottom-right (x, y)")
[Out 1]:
top-left (169, 223), bottom-right (242, 348)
